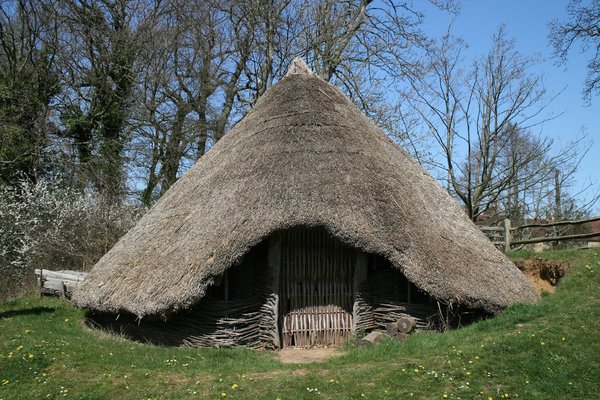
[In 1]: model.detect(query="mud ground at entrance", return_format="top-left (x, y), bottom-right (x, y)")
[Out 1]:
top-left (276, 348), bottom-right (342, 364)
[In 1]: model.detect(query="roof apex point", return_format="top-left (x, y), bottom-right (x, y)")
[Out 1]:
top-left (285, 58), bottom-right (314, 77)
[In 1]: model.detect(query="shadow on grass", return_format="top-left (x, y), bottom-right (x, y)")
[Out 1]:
top-left (0, 306), bottom-right (56, 319)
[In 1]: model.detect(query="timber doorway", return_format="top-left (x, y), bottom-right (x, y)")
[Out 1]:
top-left (279, 228), bottom-right (355, 348)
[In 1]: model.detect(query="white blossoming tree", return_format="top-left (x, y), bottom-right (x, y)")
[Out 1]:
top-left (0, 180), bottom-right (143, 301)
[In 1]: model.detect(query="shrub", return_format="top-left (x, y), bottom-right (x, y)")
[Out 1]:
top-left (0, 179), bottom-right (144, 302)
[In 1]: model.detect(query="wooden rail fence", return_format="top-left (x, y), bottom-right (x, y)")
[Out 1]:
top-left (481, 216), bottom-right (600, 252)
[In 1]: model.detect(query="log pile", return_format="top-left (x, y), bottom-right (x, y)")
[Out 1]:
top-left (354, 265), bottom-right (442, 334)
top-left (359, 316), bottom-right (417, 346)
top-left (372, 301), bottom-right (437, 330)
top-left (354, 297), bottom-right (438, 333)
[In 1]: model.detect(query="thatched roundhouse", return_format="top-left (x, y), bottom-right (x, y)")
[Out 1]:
top-left (74, 59), bottom-right (537, 348)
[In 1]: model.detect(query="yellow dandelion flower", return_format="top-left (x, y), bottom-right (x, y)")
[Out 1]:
top-left (231, 383), bottom-right (238, 389)
top-left (221, 392), bottom-right (227, 397)
top-left (28, 354), bottom-right (34, 359)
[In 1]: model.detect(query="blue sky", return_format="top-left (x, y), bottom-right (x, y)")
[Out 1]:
top-left (421, 0), bottom-right (599, 211)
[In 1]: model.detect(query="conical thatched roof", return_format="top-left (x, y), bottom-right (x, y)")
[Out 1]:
top-left (73, 59), bottom-right (537, 317)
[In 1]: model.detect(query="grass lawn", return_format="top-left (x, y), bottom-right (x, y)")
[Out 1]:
top-left (1, 249), bottom-right (599, 399)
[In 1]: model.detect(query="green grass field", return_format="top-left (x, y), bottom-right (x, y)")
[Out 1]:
top-left (1, 249), bottom-right (599, 400)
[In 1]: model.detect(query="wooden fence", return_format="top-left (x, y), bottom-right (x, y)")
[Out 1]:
top-left (480, 216), bottom-right (600, 252)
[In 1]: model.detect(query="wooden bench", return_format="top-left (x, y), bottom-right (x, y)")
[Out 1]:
top-left (34, 269), bottom-right (88, 299)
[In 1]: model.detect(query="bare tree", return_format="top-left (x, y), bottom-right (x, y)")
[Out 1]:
top-left (143, 1), bottom-right (222, 196)
top-left (407, 26), bottom-right (580, 222)
top-left (128, 0), bottom-right (455, 204)
top-left (290, 0), bottom-right (450, 115)
top-left (549, 0), bottom-right (600, 101)
top-left (130, 0), bottom-right (255, 204)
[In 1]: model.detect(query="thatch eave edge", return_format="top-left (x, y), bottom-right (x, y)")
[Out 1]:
top-left (74, 220), bottom-right (536, 319)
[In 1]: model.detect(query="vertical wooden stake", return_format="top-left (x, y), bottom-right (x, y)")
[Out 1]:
top-left (268, 232), bottom-right (282, 348)
top-left (352, 250), bottom-right (367, 332)
top-left (504, 218), bottom-right (512, 253)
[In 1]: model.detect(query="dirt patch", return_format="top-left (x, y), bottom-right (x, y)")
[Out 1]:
top-left (513, 258), bottom-right (571, 295)
top-left (252, 368), bottom-right (311, 380)
top-left (276, 348), bottom-right (342, 364)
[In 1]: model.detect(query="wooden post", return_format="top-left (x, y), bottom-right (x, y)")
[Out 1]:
top-left (555, 168), bottom-right (561, 221)
top-left (352, 250), bottom-right (368, 332)
top-left (36, 268), bottom-right (43, 298)
top-left (268, 232), bottom-right (282, 348)
top-left (504, 218), bottom-right (512, 253)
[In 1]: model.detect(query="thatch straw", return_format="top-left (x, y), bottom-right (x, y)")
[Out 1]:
top-left (73, 58), bottom-right (537, 318)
